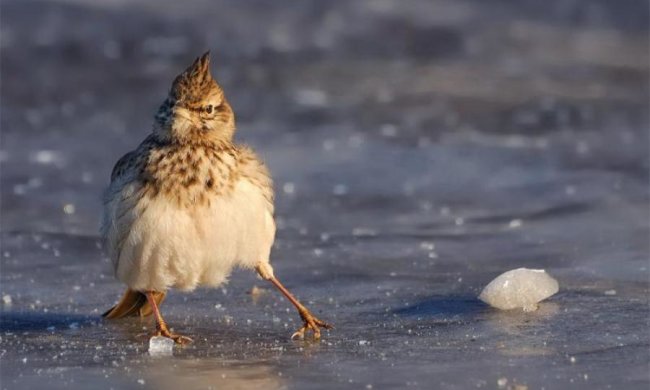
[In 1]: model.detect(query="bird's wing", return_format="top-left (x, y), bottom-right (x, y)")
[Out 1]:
top-left (236, 145), bottom-right (275, 214)
top-left (109, 134), bottom-right (158, 183)
top-left (110, 150), bottom-right (138, 182)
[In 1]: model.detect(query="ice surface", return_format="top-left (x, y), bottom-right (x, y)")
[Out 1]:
top-left (148, 336), bottom-right (174, 356)
top-left (479, 268), bottom-right (559, 311)
top-left (0, 0), bottom-right (648, 389)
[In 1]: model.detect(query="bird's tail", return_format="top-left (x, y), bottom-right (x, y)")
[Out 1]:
top-left (102, 289), bottom-right (166, 319)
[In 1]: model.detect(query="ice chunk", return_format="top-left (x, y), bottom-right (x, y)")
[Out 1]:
top-left (30, 150), bottom-right (62, 165)
top-left (63, 203), bottom-right (76, 214)
top-left (282, 182), bottom-right (296, 195)
top-left (148, 336), bottom-right (174, 356)
top-left (479, 268), bottom-right (559, 311)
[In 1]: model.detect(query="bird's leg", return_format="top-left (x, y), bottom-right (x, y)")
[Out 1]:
top-left (145, 291), bottom-right (192, 345)
top-left (255, 264), bottom-right (333, 340)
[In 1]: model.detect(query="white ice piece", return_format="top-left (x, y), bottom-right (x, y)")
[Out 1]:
top-left (479, 268), bottom-right (559, 311)
top-left (148, 336), bottom-right (174, 356)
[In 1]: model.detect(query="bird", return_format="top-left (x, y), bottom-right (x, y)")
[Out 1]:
top-left (100, 52), bottom-right (332, 344)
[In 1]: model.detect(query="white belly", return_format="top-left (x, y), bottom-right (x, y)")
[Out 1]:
top-left (103, 179), bottom-right (275, 292)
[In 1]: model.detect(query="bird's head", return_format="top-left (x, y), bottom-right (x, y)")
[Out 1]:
top-left (154, 52), bottom-right (235, 144)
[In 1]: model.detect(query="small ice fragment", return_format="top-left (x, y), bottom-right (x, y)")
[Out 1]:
top-left (148, 336), bottom-right (174, 356)
top-left (348, 134), bottom-right (363, 147)
top-left (323, 140), bottom-right (335, 151)
top-left (81, 171), bottom-right (93, 183)
top-left (380, 124), bottom-right (397, 137)
top-left (352, 227), bottom-right (377, 237)
top-left (30, 150), bottom-right (62, 165)
top-left (282, 182), bottom-right (295, 195)
top-left (63, 204), bottom-right (76, 215)
top-left (479, 268), bottom-right (559, 311)
top-left (508, 219), bottom-right (523, 228)
top-left (333, 184), bottom-right (348, 196)
top-left (358, 340), bottom-right (369, 346)
top-left (137, 378), bottom-right (146, 385)
top-left (497, 377), bottom-right (508, 387)
top-left (2, 294), bottom-right (12, 305)
top-left (570, 356), bottom-right (577, 364)
top-left (13, 184), bottom-right (27, 195)
top-left (565, 185), bottom-right (576, 196)
top-left (294, 89), bottom-right (328, 107)
top-left (604, 289), bottom-right (616, 296)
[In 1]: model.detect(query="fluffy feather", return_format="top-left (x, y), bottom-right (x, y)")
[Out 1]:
top-left (102, 174), bottom-right (275, 292)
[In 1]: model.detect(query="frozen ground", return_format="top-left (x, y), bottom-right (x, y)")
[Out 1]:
top-left (1, 0), bottom-right (649, 389)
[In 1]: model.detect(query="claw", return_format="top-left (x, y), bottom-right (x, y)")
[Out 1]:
top-left (291, 326), bottom-right (307, 340)
top-left (155, 328), bottom-right (193, 345)
top-left (291, 309), bottom-right (332, 341)
top-left (261, 274), bottom-right (333, 341)
top-left (143, 291), bottom-right (191, 345)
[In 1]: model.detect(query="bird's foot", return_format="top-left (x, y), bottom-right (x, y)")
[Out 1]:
top-left (291, 308), bottom-right (333, 341)
top-left (154, 327), bottom-right (193, 345)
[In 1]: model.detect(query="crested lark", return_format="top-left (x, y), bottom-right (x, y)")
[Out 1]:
top-left (101, 52), bottom-right (331, 343)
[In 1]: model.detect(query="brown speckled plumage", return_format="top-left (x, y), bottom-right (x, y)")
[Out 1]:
top-left (109, 136), bottom-right (272, 210)
top-left (107, 52), bottom-right (272, 211)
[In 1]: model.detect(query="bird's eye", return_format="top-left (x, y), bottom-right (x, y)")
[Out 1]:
top-left (205, 105), bottom-right (213, 114)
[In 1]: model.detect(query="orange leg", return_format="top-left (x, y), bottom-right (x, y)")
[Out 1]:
top-left (145, 291), bottom-right (192, 345)
top-left (256, 266), bottom-right (333, 340)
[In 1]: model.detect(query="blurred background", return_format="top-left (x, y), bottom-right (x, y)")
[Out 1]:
top-left (1, 1), bottom-right (648, 389)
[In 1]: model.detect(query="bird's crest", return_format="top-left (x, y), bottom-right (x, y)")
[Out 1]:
top-left (170, 51), bottom-right (220, 104)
